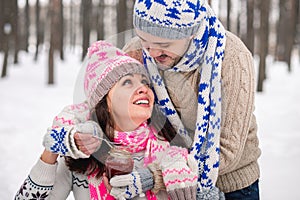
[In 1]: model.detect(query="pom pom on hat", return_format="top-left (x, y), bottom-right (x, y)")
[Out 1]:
top-left (133, 0), bottom-right (205, 39)
top-left (83, 41), bottom-right (148, 109)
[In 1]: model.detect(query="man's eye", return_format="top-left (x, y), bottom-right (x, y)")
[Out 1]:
top-left (158, 42), bottom-right (171, 48)
top-left (160, 44), bottom-right (170, 48)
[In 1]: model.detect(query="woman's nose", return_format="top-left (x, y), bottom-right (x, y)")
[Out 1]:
top-left (136, 84), bottom-right (148, 94)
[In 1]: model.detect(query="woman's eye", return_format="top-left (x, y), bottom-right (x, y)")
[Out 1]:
top-left (141, 79), bottom-right (150, 87)
top-left (122, 79), bottom-right (132, 85)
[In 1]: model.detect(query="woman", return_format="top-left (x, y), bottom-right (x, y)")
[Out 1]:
top-left (15, 41), bottom-right (197, 200)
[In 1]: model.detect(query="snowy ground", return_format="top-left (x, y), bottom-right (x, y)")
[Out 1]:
top-left (0, 49), bottom-right (300, 200)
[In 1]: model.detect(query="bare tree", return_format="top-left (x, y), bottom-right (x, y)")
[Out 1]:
top-left (117, 0), bottom-right (127, 48)
top-left (81, 0), bottom-right (92, 61)
top-left (48, 0), bottom-right (63, 84)
top-left (275, 0), bottom-right (298, 71)
top-left (298, 1), bottom-right (300, 61)
top-left (246, 0), bottom-right (255, 54)
top-left (227, 0), bottom-right (232, 31)
top-left (0, 0), bottom-right (3, 51)
top-left (34, 0), bottom-right (40, 61)
top-left (126, 0), bottom-right (135, 38)
top-left (69, 0), bottom-right (77, 48)
top-left (285, 0), bottom-right (298, 71)
top-left (257, 0), bottom-right (270, 92)
top-left (1, 0), bottom-right (18, 77)
top-left (59, 0), bottom-right (64, 60)
top-left (24, 0), bottom-right (30, 52)
top-left (97, 0), bottom-right (105, 40)
top-left (12, 0), bottom-right (19, 64)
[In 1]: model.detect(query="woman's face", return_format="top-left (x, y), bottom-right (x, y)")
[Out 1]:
top-left (107, 73), bottom-right (154, 131)
top-left (135, 29), bottom-right (192, 70)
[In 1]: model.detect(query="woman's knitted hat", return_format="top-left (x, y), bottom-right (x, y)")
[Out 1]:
top-left (133, 0), bottom-right (204, 39)
top-left (83, 40), bottom-right (148, 109)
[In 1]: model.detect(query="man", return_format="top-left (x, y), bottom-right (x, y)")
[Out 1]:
top-left (123, 0), bottom-right (261, 199)
top-left (42, 0), bottom-right (261, 199)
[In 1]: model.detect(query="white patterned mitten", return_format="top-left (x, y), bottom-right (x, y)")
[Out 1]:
top-left (160, 146), bottom-right (198, 200)
top-left (43, 102), bottom-right (103, 159)
top-left (43, 120), bottom-right (103, 159)
top-left (109, 168), bottom-right (154, 199)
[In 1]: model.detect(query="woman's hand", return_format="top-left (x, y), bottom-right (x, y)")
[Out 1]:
top-left (102, 173), bottom-right (112, 192)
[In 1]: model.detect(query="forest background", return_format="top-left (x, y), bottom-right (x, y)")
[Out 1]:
top-left (0, 0), bottom-right (300, 91)
top-left (0, 0), bottom-right (300, 199)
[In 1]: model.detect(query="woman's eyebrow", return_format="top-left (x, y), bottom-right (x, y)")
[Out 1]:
top-left (123, 73), bottom-right (134, 78)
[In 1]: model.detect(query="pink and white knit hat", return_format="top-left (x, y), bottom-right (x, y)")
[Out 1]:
top-left (83, 40), bottom-right (148, 109)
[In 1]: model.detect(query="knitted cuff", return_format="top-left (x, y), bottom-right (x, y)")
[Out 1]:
top-left (68, 128), bottom-right (89, 159)
top-left (148, 164), bottom-right (166, 194)
top-left (196, 186), bottom-right (225, 200)
top-left (137, 168), bottom-right (154, 192)
top-left (168, 185), bottom-right (197, 200)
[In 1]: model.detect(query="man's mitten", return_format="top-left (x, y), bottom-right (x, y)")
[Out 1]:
top-left (43, 120), bottom-right (103, 159)
top-left (109, 168), bottom-right (154, 199)
top-left (160, 146), bottom-right (198, 200)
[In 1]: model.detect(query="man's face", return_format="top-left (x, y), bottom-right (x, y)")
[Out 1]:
top-left (135, 29), bottom-right (192, 70)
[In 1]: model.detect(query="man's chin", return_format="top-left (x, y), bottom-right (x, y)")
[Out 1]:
top-left (156, 62), bottom-right (172, 70)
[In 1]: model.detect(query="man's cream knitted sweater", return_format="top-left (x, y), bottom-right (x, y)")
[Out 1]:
top-left (124, 31), bottom-right (261, 193)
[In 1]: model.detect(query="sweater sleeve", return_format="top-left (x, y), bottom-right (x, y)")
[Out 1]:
top-left (14, 157), bottom-right (74, 200)
top-left (218, 31), bottom-right (256, 175)
top-left (122, 36), bottom-right (144, 64)
top-left (14, 158), bottom-right (58, 199)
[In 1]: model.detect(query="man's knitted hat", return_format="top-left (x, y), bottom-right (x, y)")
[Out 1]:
top-left (133, 0), bottom-right (204, 39)
top-left (83, 40), bottom-right (148, 109)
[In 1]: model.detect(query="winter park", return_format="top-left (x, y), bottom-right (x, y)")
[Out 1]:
top-left (1, 0), bottom-right (300, 200)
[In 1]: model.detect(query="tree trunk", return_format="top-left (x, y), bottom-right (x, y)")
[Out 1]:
top-left (298, 0), bottom-right (300, 62)
top-left (97, 0), bottom-right (105, 40)
top-left (59, 0), bottom-right (64, 60)
top-left (69, 0), bottom-right (74, 47)
top-left (286, 0), bottom-right (297, 71)
top-left (1, 34), bottom-right (9, 78)
top-left (0, 0), bottom-right (3, 51)
top-left (126, 0), bottom-right (135, 38)
top-left (257, 0), bottom-right (270, 92)
top-left (275, 0), bottom-right (288, 62)
top-left (48, 0), bottom-right (61, 84)
top-left (117, 0), bottom-right (127, 48)
top-left (227, 0), bottom-right (231, 31)
top-left (246, 0), bottom-right (254, 54)
top-left (24, 0), bottom-right (30, 52)
top-left (34, 0), bottom-right (40, 61)
top-left (81, 0), bottom-right (91, 60)
top-left (12, 0), bottom-right (19, 64)
top-left (48, 45), bottom-right (54, 84)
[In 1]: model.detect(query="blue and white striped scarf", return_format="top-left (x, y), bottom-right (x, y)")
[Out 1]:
top-left (141, 1), bottom-right (226, 197)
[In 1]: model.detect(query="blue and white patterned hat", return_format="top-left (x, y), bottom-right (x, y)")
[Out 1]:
top-left (133, 0), bottom-right (205, 39)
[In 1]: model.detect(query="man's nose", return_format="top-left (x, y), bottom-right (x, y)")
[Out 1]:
top-left (148, 48), bottom-right (162, 57)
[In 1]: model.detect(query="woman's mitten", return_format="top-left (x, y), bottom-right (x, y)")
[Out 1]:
top-left (160, 146), bottom-right (198, 200)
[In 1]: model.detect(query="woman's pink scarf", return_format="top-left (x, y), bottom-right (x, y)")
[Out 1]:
top-left (88, 122), bottom-right (169, 200)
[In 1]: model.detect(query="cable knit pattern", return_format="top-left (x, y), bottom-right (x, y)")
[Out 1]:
top-left (216, 31), bottom-right (260, 192)
top-left (123, 31), bottom-right (261, 193)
